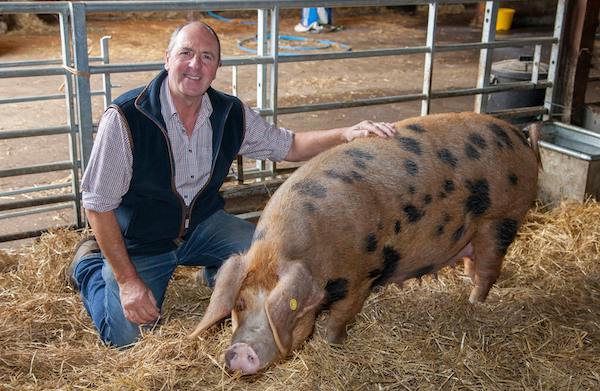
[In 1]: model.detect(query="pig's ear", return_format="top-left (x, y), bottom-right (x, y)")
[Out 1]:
top-left (188, 254), bottom-right (248, 339)
top-left (264, 262), bottom-right (324, 356)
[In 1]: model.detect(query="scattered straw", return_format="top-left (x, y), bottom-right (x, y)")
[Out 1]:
top-left (1, 200), bottom-right (599, 390)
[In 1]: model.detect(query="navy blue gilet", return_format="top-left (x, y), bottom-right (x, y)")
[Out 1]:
top-left (110, 70), bottom-right (245, 256)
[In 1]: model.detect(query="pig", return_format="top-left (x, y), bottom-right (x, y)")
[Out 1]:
top-left (189, 112), bottom-right (541, 375)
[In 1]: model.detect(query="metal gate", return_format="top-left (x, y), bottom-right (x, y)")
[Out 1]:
top-left (0, 0), bottom-right (566, 243)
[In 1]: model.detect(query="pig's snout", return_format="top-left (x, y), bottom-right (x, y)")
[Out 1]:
top-left (225, 342), bottom-right (261, 374)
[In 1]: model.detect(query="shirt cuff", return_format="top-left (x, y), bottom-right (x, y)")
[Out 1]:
top-left (82, 191), bottom-right (121, 212)
top-left (269, 128), bottom-right (294, 162)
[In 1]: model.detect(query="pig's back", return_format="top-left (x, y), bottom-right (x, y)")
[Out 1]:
top-left (260, 112), bottom-right (538, 278)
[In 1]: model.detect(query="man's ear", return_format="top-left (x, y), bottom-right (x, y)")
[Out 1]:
top-left (164, 50), bottom-right (170, 71)
top-left (264, 262), bottom-right (324, 356)
top-left (188, 254), bottom-right (248, 339)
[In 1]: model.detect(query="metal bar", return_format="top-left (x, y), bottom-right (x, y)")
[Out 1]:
top-left (435, 37), bottom-right (558, 52)
top-left (421, 1), bottom-right (437, 116)
top-left (256, 9), bottom-right (268, 110)
top-left (229, 167), bottom-right (296, 182)
top-left (236, 155), bottom-right (245, 184)
top-left (0, 225), bottom-right (78, 243)
top-left (232, 65), bottom-right (238, 96)
top-left (61, 8), bottom-right (84, 228)
top-left (431, 80), bottom-right (552, 99)
top-left (70, 3), bottom-right (94, 173)
top-left (531, 44), bottom-right (542, 84)
top-left (0, 183), bottom-right (70, 198)
top-left (0, 194), bottom-right (76, 212)
top-left (270, 5), bottom-right (280, 126)
top-left (0, 59), bottom-right (62, 68)
top-left (232, 66), bottom-right (244, 183)
top-left (272, 80), bottom-right (551, 116)
top-left (0, 56), bottom-right (103, 69)
top-left (0, 2), bottom-right (70, 12)
top-left (0, 67), bottom-right (66, 78)
top-left (0, 93), bottom-right (71, 105)
top-left (256, 9), bottom-right (269, 174)
top-left (275, 93), bottom-right (426, 115)
top-left (474, 1), bottom-right (499, 113)
top-left (0, 90), bottom-right (108, 105)
top-left (0, 203), bottom-right (72, 221)
top-left (100, 36), bottom-right (113, 109)
top-left (78, 1), bottom-right (485, 13)
top-left (544, 0), bottom-right (567, 120)
top-left (0, 126), bottom-right (71, 140)
top-left (84, 38), bottom-right (563, 74)
top-left (488, 106), bottom-right (548, 120)
top-left (267, 6), bottom-right (280, 177)
top-left (0, 161), bottom-right (75, 179)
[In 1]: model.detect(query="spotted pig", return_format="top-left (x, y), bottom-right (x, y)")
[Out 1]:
top-left (189, 112), bottom-right (540, 374)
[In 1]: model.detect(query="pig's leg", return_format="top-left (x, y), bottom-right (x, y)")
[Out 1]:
top-left (467, 218), bottom-right (520, 303)
top-left (325, 282), bottom-right (372, 345)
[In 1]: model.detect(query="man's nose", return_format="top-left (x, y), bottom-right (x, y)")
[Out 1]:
top-left (188, 55), bottom-right (202, 69)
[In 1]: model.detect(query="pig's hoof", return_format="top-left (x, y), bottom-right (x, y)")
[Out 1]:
top-left (225, 342), bottom-right (261, 375)
top-left (468, 286), bottom-right (489, 303)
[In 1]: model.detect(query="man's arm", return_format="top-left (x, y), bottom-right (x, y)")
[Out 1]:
top-left (284, 120), bottom-right (396, 162)
top-left (81, 108), bottom-right (159, 325)
top-left (86, 209), bottom-right (160, 325)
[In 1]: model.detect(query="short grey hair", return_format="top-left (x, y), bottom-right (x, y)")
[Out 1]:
top-left (166, 21), bottom-right (221, 61)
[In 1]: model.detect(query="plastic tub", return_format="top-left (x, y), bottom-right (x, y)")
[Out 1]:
top-left (496, 8), bottom-right (515, 31)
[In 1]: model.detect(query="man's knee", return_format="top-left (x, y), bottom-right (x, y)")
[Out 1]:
top-left (98, 320), bottom-right (142, 348)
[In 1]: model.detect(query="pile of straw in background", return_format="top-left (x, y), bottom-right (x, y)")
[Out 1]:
top-left (1, 200), bottom-right (599, 390)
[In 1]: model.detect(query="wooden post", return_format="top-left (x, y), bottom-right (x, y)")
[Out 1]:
top-left (555, 0), bottom-right (600, 125)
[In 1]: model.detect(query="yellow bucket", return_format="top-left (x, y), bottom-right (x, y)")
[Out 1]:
top-left (496, 8), bottom-right (515, 31)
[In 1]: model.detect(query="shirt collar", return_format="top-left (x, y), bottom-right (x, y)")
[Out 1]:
top-left (160, 78), bottom-right (213, 130)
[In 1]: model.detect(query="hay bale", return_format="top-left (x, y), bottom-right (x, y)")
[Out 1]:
top-left (1, 201), bottom-right (599, 390)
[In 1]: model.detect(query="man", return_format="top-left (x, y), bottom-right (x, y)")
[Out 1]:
top-left (68, 21), bottom-right (396, 347)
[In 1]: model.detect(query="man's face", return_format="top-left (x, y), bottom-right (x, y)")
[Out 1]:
top-left (165, 23), bottom-right (220, 104)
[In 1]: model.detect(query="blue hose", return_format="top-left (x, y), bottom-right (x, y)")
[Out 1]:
top-left (237, 34), bottom-right (351, 56)
top-left (207, 10), bottom-right (256, 25)
top-left (205, 11), bottom-right (351, 55)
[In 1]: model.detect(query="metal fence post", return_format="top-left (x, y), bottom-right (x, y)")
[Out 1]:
top-left (69, 2), bottom-right (94, 173)
top-left (59, 9), bottom-right (83, 227)
top-left (100, 36), bottom-right (113, 110)
top-left (268, 5), bottom-right (280, 176)
top-left (256, 9), bottom-right (269, 175)
top-left (421, 1), bottom-right (437, 116)
top-left (474, 1), bottom-right (499, 113)
top-left (544, 0), bottom-right (567, 120)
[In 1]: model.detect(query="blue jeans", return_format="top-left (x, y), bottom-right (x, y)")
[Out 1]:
top-left (73, 210), bottom-right (255, 347)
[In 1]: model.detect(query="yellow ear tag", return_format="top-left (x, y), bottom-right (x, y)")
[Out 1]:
top-left (289, 298), bottom-right (298, 311)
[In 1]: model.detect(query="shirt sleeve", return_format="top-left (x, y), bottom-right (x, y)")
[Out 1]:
top-left (238, 103), bottom-right (294, 162)
top-left (81, 108), bottom-right (133, 212)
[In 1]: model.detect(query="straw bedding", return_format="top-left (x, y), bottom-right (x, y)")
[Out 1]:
top-left (1, 200), bottom-right (599, 390)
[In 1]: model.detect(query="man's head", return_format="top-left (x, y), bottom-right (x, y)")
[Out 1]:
top-left (164, 22), bottom-right (221, 105)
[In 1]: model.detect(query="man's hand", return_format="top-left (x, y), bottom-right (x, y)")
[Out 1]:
top-left (342, 120), bottom-right (397, 142)
top-left (119, 276), bottom-right (161, 325)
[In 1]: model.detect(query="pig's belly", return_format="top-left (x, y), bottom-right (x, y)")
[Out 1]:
top-left (388, 242), bottom-right (473, 285)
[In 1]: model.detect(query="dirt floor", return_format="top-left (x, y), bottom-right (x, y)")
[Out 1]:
top-left (0, 6), bottom-right (597, 246)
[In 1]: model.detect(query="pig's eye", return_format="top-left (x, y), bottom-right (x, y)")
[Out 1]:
top-left (235, 297), bottom-right (246, 312)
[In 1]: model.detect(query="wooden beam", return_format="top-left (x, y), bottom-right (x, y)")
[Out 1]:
top-left (555, 0), bottom-right (600, 125)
